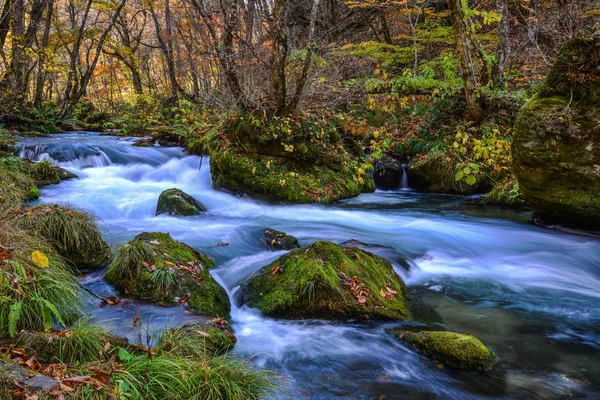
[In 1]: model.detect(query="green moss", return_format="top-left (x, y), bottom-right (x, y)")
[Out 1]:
top-left (209, 113), bottom-right (374, 204)
top-left (27, 186), bottom-right (40, 200)
top-left (156, 188), bottom-right (206, 216)
top-left (241, 241), bottom-right (410, 320)
top-left (396, 331), bottom-right (496, 371)
top-left (105, 232), bottom-right (230, 318)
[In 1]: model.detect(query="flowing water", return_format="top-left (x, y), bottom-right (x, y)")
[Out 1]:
top-left (19, 132), bottom-right (600, 399)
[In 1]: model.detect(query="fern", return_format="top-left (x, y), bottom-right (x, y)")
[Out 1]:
top-left (9, 301), bottom-right (23, 337)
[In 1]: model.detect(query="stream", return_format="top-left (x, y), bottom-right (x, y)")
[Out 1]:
top-left (19, 132), bottom-right (600, 399)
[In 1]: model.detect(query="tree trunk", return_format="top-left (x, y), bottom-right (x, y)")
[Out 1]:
top-left (34, 0), bottom-right (55, 106)
top-left (286, 0), bottom-right (320, 114)
top-left (267, 0), bottom-right (288, 114)
top-left (492, 0), bottom-right (510, 84)
top-left (0, 0), bottom-right (12, 51)
top-left (448, 0), bottom-right (482, 122)
top-left (60, 0), bottom-right (127, 119)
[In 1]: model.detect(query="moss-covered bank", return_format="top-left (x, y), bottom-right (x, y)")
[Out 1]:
top-left (105, 232), bottom-right (230, 317)
top-left (241, 241), bottom-right (410, 320)
top-left (395, 330), bottom-right (496, 371)
top-left (512, 37), bottom-right (600, 227)
top-left (201, 112), bottom-right (375, 204)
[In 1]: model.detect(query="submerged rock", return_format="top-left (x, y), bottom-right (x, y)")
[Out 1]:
top-left (262, 229), bottom-right (300, 250)
top-left (241, 241), bottom-right (410, 320)
top-left (396, 330), bottom-right (496, 371)
top-left (512, 37), bottom-right (600, 227)
top-left (156, 188), bottom-right (206, 216)
top-left (105, 232), bottom-right (230, 317)
top-left (373, 154), bottom-right (404, 190)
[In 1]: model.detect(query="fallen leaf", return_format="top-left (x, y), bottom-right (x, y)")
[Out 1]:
top-left (149, 240), bottom-right (160, 245)
top-left (195, 330), bottom-right (210, 337)
top-left (31, 251), bottom-right (49, 268)
top-left (271, 265), bottom-right (280, 275)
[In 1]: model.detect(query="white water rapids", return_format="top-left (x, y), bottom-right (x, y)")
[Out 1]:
top-left (18, 132), bottom-right (600, 399)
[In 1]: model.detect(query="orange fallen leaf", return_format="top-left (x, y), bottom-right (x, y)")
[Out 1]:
top-left (271, 265), bottom-right (280, 275)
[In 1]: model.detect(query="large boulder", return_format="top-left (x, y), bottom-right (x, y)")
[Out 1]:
top-left (512, 37), bottom-right (600, 227)
top-left (395, 331), bottom-right (496, 371)
top-left (373, 154), bottom-right (404, 190)
top-left (105, 232), bottom-right (230, 317)
top-left (240, 241), bottom-right (410, 320)
top-left (156, 188), bottom-right (206, 216)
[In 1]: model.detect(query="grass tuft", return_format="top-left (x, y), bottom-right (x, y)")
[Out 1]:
top-left (15, 205), bottom-right (111, 271)
top-left (104, 239), bottom-right (153, 284)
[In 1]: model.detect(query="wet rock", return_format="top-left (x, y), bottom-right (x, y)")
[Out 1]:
top-left (0, 359), bottom-right (59, 394)
top-left (105, 232), bottom-right (230, 317)
top-left (395, 330), bottom-right (496, 371)
top-left (241, 241), bottom-right (410, 320)
top-left (512, 37), bottom-right (600, 228)
top-left (373, 154), bottom-right (403, 190)
top-left (156, 188), bottom-right (206, 216)
top-left (262, 229), bottom-right (300, 250)
top-left (133, 137), bottom-right (155, 147)
top-left (23, 374), bottom-right (60, 392)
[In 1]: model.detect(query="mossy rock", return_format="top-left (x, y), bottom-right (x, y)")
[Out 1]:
top-left (105, 232), bottom-right (230, 317)
top-left (25, 159), bottom-right (78, 187)
top-left (512, 37), bottom-right (600, 227)
top-left (262, 229), bottom-right (300, 250)
top-left (241, 241), bottom-right (410, 320)
top-left (156, 188), bottom-right (206, 216)
top-left (208, 113), bottom-right (375, 204)
top-left (395, 331), bottom-right (496, 371)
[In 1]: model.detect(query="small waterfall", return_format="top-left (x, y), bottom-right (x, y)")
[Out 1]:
top-left (400, 163), bottom-right (409, 189)
top-left (19, 144), bottom-right (112, 168)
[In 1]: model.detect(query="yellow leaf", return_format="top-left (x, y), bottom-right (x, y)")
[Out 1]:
top-left (31, 251), bottom-right (49, 268)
